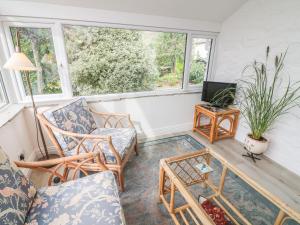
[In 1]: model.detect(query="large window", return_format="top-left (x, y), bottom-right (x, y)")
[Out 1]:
top-left (2, 21), bottom-right (216, 101)
top-left (10, 26), bottom-right (62, 96)
top-left (63, 25), bottom-right (187, 96)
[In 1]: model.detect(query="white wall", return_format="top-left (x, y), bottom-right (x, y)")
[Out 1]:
top-left (0, 108), bottom-right (36, 174)
top-left (89, 94), bottom-right (200, 137)
top-left (214, 0), bottom-right (300, 175)
top-left (0, 110), bottom-right (35, 161)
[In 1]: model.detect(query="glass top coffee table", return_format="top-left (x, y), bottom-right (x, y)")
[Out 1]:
top-left (158, 149), bottom-right (300, 225)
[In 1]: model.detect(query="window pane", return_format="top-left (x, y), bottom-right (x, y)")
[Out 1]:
top-left (189, 38), bottom-right (212, 86)
top-left (63, 25), bottom-right (186, 96)
top-left (10, 27), bottom-right (62, 95)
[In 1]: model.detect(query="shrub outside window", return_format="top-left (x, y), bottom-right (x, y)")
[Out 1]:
top-left (3, 21), bottom-right (216, 101)
top-left (189, 37), bottom-right (212, 86)
top-left (63, 25), bottom-right (187, 96)
top-left (10, 27), bottom-right (62, 96)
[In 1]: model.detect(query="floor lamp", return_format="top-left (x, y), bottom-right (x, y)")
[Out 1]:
top-left (4, 45), bottom-right (50, 159)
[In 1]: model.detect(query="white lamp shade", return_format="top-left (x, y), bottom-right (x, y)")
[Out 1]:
top-left (3, 52), bottom-right (37, 71)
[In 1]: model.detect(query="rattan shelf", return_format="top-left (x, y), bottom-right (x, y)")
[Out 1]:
top-left (193, 104), bottom-right (240, 143)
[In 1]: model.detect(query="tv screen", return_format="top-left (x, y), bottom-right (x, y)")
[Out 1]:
top-left (201, 81), bottom-right (237, 107)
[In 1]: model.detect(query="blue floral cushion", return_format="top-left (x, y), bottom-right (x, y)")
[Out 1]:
top-left (43, 98), bottom-right (97, 151)
top-left (0, 148), bottom-right (37, 225)
top-left (65, 128), bottom-right (136, 164)
top-left (25, 171), bottom-right (126, 225)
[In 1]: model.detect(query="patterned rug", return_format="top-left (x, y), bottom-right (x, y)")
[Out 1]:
top-left (120, 134), bottom-right (282, 225)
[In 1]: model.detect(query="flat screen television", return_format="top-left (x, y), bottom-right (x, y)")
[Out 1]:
top-left (201, 81), bottom-right (237, 107)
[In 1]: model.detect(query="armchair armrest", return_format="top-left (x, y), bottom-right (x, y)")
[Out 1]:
top-left (15, 152), bottom-right (108, 186)
top-left (37, 113), bottom-right (122, 165)
top-left (89, 108), bottom-right (134, 128)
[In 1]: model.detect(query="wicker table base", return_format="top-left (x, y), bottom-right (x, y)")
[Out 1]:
top-left (193, 104), bottom-right (240, 143)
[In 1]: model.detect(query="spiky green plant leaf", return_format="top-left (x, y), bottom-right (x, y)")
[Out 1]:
top-left (237, 47), bottom-right (300, 140)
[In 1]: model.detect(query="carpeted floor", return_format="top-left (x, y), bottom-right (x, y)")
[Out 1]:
top-left (121, 134), bottom-right (280, 225)
top-left (121, 134), bottom-right (204, 225)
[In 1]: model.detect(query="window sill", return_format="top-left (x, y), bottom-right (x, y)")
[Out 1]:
top-left (21, 88), bottom-right (202, 107)
top-left (0, 104), bottom-right (25, 128)
top-left (87, 88), bottom-right (202, 102)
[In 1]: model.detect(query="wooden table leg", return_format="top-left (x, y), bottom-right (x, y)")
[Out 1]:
top-left (274, 210), bottom-right (285, 225)
top-left (158, 166), bottom-right (165, 203)
top-left (193, 109), bottom-right (199, 131)
top-left (209, 117), bottom-right (216, 143)
top-left (170, 182), bottom-right (175, 213)
top-left (204, 154), bottom-right (212, 188)
top-left (232, 112), bottom-right (239, 136)
top-left (218, 166), bottom-right (228, 195)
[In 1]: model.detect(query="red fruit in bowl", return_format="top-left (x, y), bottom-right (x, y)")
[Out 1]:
top-left (209, 213), bottom-right (215, 220)
top-left (215, 213), bottom-right (221, 219)
top-left (219, 211), bottom-right (225, 217)
top-left (213, 207), bottom-right (221, 214)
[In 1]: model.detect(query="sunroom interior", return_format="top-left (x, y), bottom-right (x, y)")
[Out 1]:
top-left (0, 0), bottom-right (299, 225)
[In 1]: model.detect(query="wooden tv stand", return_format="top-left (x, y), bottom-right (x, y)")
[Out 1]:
top-left (193, 104), bottom-right (240, 143)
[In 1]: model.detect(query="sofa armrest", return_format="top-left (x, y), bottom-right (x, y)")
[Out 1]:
top-left (15, 152), bottom-right (108, 186)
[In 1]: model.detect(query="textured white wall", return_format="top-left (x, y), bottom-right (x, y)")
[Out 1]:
top-left (214, 0), bottom-right (300, 175)
top-left (89, 94), bottom-right (200, 137)
top-left (0, 110), bottom-right (34, 161)
top-left (0, 110), bottom-right (36, 174)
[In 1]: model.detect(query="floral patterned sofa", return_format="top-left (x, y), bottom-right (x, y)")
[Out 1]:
top-left (0, 148), bottom-right (126, 225)
top-left (37, 97), bottom-right (138, 191)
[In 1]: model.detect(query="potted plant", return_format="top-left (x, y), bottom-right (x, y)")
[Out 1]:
top-left (239, 47), bottom-right (300, 155)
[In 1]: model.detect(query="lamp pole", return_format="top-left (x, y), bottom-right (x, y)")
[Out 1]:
top-left (24, 71), bottom-right (49, 159)
top-left (4, 30), bottom-right (50, 159)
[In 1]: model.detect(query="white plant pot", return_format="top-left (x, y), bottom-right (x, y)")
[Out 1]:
top-left (244, 134), bottom-right (269, 155)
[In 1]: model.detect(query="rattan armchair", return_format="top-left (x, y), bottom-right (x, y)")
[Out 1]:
top-left (37, 98), bottom-right (138, 191)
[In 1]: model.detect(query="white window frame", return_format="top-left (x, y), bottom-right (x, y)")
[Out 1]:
top-left (0, 70), bottom-right (8, 109)
top-left (183, 34), bottom-right (216, 90)
top-left (0, 17), bottom-right (218, 104)
top-left (3, 21), bottom-right (70, 102)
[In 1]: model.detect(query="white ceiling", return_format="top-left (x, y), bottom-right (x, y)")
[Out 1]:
top-left (12, 0), bottom-right (247, 22)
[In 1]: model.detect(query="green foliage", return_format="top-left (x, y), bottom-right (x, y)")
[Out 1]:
top-left (64, 26), bottom-right (158, 95)
top-left (189, 61), bottom-right (206, 84)
top-left (154, 33), bottom-right (186, 76)
top-left (11, 27), bottom-right (61, 95)
top-left (156, 73), bottom-right (182, 88)
top-left (64, 26), bottom-right (188, 95)
top-left (239, 47), bottom-right (300, 140)
top-left (155, 60), bottom-right (185, 88)
top-left (210, 87), bottom-right (236, 108)
top-left (43, 80), bottom-right (62, 93)
top-left (176, 61), bottom-right (184, 75)
top-left (12, 25), bottom-right (189, 96)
